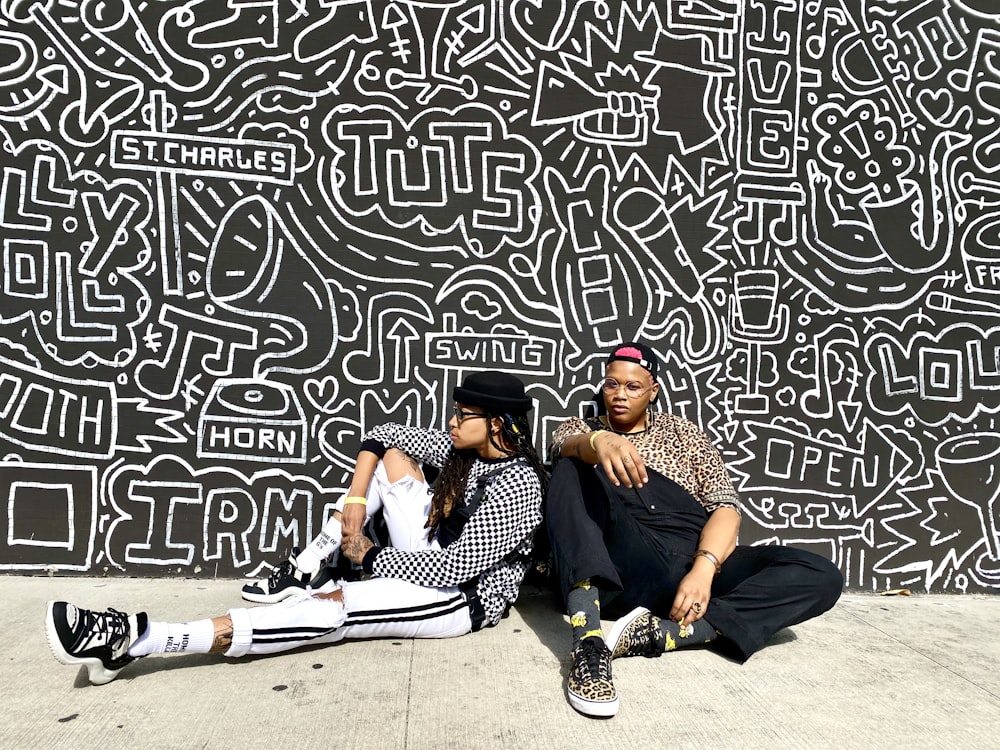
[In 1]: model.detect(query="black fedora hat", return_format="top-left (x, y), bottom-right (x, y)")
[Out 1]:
top-left (453, 371), bottom-right (533, 414)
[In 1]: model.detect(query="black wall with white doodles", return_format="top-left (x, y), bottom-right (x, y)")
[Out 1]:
top-left (1, 0), bottom-right (998, 593)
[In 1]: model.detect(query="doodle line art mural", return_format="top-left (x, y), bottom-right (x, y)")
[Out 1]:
top-left (1, 0), bottom-right (999, 593)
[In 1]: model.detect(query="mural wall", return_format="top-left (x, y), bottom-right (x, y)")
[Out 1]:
top-left (1, 0), bottom-right (998, 593)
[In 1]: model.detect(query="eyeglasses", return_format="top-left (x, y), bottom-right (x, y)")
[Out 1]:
top-left (453, 406), bottom-right (489, 421)
top-left (600, 378), bottom-right (652, 398)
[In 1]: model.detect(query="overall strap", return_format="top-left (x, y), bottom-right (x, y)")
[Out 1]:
top-left (454, 457), bottom-right (531, 631)
top-left (435, 458), bottom-right (528, 549)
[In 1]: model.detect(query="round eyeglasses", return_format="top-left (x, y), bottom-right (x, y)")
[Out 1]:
top-left (600, 378), bottom-right (652, 398)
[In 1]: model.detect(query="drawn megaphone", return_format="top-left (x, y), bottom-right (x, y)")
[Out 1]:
top-left (532, 62), bottom-right (651, 145)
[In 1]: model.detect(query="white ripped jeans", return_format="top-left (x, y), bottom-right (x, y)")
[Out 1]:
top-left (226, 463), bottom-right (472, 656)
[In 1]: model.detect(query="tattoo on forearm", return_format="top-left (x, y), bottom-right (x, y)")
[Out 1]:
top-left (343, 534), bottom-right (374, 562)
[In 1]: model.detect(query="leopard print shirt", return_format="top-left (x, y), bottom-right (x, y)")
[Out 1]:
top-left (552, 412), bottom-right (742, 515)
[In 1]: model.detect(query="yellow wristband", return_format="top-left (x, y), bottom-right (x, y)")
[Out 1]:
top-left (343, 496), bottom-right (367, 506)
top-left (589, 430), bottom-right (606, 452)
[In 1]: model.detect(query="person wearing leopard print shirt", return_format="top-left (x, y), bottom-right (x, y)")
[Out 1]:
top-left (45, 372), bottom-right (547, 686)
top-left (549, 342), bottom-right (844, 718)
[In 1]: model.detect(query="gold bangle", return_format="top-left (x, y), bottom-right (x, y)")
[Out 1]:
top-left (343, 496), bottom-right (367, 506)
top-left (589, 430), bottom-right (606, 452)
top-left (694, 549), bottom-right (721, 575)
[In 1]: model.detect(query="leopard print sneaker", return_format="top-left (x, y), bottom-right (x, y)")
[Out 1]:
top-left (566, 637), bottom-right (618, 717)
top-left (605, 606), bottom-right (666, 659)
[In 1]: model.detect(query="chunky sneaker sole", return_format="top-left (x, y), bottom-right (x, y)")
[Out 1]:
top-left (241, 562), bottom-right (336, 603)
top-left (605, 605), bottom-right (652, 658)
top-left (45, 601), bottom-right (146, 685)
top-left (240, 579), bottom-right (304, 604)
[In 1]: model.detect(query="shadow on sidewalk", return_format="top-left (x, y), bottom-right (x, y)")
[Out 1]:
top-left (513, 584), bottom-right (569, 662)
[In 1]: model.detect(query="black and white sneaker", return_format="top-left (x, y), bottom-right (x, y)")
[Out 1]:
top-left (241, 548), bottom-right (336, 603)
top-left (45, 601), bottom-right (148, 685)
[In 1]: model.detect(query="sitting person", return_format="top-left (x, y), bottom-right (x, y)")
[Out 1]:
top-left (239, 428), bottom-right (439, 603)
top-left (46, 371), bottom-right (547, 685)
top-left (547, 342), bottom-right (844, 718)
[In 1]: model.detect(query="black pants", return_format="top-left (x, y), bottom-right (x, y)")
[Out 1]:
top-left (545, 459), bottom-right (844, 661)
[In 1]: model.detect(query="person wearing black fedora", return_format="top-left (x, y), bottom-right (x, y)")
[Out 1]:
top-left (234, 369), bottom-right (544, 605)
top-left (546, 343), bottom-right (844, 718)
top-left (45, 371), bottom-right (548, 685)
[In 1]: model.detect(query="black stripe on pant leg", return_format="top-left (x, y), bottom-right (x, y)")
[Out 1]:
top-left (253, 625), bottom-right (339, 637)
top-left (345, 598), bottom-right (468, 627)
top-left (346, 592), bottom-right (466, 620)
top-left (252, 594), bottom-right (468, 644)
top-left (253, 627), bottom-right (340, 645)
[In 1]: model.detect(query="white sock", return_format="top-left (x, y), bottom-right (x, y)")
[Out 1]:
top-left (295, 516), bottom-right (343, 574)
top-left (128, 618), bottom-right (216, 657)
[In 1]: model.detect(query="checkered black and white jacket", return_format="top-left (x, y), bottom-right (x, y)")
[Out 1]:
top-left (361, 423), bottom-right (544, 627)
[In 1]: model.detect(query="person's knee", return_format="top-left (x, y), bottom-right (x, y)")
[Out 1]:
top-left (314, 588), bottom-right (345, 604)
top-left (815, 557), bottom-right (845, 608)
top-left (782, 549), bottom-right (844, 609)
top-left (381, 448), bottom-right (424, 483)
top-left (551, 457), bottom-right (590, 479)
top-left (545, 459), bottom-right (590, 510)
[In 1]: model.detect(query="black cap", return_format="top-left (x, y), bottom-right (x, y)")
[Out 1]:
top-left (453, 371), bottom-right (533, 415)
top-left (606, 342), bottom-right (659, 379)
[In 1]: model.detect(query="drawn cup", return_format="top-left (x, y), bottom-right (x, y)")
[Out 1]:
top-left (732, 269), bottom-right (779, 334)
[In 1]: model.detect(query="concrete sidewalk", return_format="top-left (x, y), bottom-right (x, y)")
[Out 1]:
top-left (3, 575), bottom-right (998, 750)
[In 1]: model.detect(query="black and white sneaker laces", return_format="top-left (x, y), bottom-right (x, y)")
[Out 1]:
top-left (241, 547), bottom-right (335, 603)
top-left (45, 601), bottom-right (147, 685)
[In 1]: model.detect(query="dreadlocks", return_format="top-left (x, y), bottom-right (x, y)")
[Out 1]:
top-left (426, 411), bottom-right (548, 542)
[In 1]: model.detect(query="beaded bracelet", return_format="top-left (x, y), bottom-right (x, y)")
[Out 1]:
top-left (693, 549), bottom-right (721, 575)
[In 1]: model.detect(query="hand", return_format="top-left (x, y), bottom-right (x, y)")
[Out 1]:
top-left (607, 92), bottom-right (646, 116)
top-left (669, 568), bottom-right (713, 627)
top-left (592, 431), bottom-right (648, 488)
top-left (342, 533), bottom-right (374, 564)
top-left (340, 501), bottom-right (367, 539)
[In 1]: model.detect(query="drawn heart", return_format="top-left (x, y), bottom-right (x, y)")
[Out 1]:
top-left (916, 88), bottom-right (954, 124)
top-left (509, 0), bottom-right (560, 50)
top-left (304, 375), bottom-right (340, 413)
